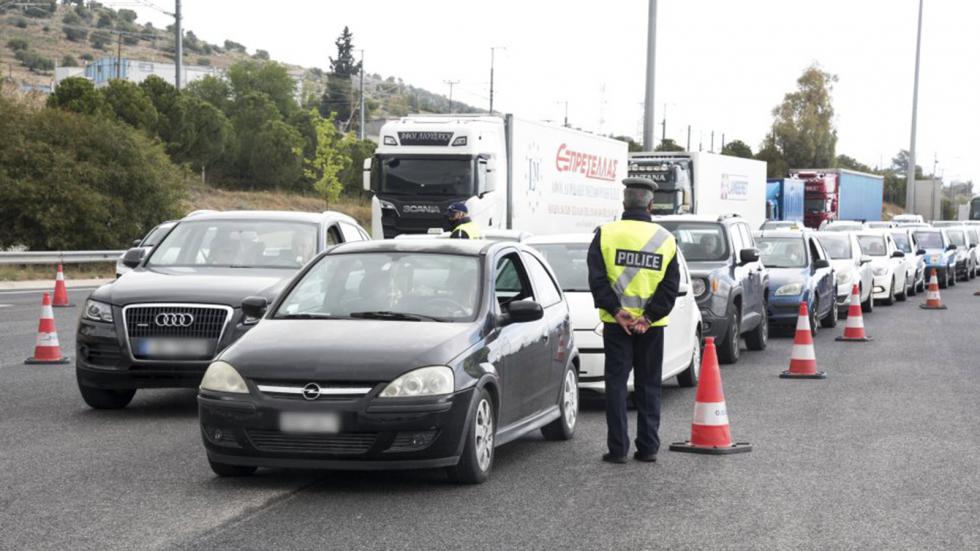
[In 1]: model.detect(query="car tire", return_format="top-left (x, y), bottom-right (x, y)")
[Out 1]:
top-left (541, 366), bottom-right (578, 441)
top-left (881, 279), bottom-right (895, 306)
top-left (744, 307), bottom-right (768, 351)
top-left (950, 268), bottom-right (957, 287)
top-left (896, 276), bottom-right (908, 302)
top-left (716, 308), bottom-right (740, 365)
top-left (676, 330), bottom-right (702, 388)
top-left (861, 284), bottom-right (874, 313)
top-left (447, 388), bottom-right (495, 484)
top-left (820, 296), bottom-right (838, 328)
top-left (808, 298), bottom-right (819, 336)
top-left (939, 270), bottom-right (949, 289)
top-left (77, 377), bottom-right (136, 410)
top-left (208, 459), bottom-right (257, 477)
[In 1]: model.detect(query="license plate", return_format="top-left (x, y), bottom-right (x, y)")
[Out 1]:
top-left (279, 412), bottom-right (341, 434)
top-left (135, 338), bottom-right (210, 358)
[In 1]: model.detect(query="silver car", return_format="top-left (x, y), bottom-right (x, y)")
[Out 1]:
top-left (816, 232), bottom-right (875, 314)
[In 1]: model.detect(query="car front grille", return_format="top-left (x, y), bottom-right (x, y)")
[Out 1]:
top-left (245, 430), bottom-right (377, 455)
top-left (124, 304), bottom-right (230, 339)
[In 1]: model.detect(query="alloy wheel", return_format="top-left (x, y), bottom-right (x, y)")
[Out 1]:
top-left (561, 369), bottom-right (578, 430)
top-left (474, 399), bottom-right (494, 473)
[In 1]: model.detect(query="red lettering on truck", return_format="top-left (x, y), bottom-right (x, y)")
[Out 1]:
top-left (555, 143), bottom-right (618, 181)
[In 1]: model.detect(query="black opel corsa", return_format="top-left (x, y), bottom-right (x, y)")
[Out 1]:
top-left (198, 239), bottom-right (579, 484)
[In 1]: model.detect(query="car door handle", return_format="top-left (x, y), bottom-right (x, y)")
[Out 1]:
top-left (539, 333), bottom-right (550, 343)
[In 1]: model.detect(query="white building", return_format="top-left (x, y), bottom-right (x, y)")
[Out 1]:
top-left (53, 57), bottom-right (221, 89)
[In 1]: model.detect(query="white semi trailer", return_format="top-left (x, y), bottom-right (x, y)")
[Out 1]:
top-left (627, 151), bottom-right (768, 229)
top-left (363, 114), bottom-right (628, 238)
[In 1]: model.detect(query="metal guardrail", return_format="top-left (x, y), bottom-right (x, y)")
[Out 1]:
top-left (0, 251), bottom-right (125, 265)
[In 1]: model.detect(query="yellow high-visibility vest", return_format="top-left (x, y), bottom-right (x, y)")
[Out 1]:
top-left (453, 221), bottom-right (482, 239)
top-left (598, 219), bottom-right (676, 326)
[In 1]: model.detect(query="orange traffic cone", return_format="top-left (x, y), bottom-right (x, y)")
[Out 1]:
top-left (781, 301), bottom-right (826, 379)
top-left (920, 269), bottom-right (947, 310)
top-left (25, 293), bottom-right (70, 364)
top-left (51, 264), bottom-right (73, 307)
top-left (836, 284), bottom-right (872, 342)
top-left (669, 337), bottom-right (751, 455)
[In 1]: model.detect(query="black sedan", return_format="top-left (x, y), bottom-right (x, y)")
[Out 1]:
top-left (198, 239), bottom-right (579, 484)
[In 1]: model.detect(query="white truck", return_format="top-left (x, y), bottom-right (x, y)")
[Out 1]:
top-left (627, 151), bottom-right (768, 229)
top-left (362, 114), bottom-right (628, 238)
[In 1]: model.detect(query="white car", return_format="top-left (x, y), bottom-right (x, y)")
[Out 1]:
top-left (527, 234), bottom-right (703, 392)
top-left (855, 230), bottom-right (910, 305)
top-left (892, 214), bottom-right (924, 224)
top-left (115, 220), bottom-right (177, 278)
top-left (890, 228), bottom-right (926, 293)
top-left (944, 226), bottom-right (977, 280)
top-left (815, 232), bottom-right (875, 314)
top-left (822, 220), bottom-right (865, 232)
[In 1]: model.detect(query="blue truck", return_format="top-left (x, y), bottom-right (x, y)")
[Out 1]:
top-left (789, 169), bottom-right (884, 228)
top-left (765, 178), bottom-right (805, 222)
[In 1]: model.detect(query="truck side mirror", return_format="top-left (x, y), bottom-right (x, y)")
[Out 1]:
top-left (121, 247), bottom-right (145, 269)
top-left (362, 158), bottom-right (372, 191)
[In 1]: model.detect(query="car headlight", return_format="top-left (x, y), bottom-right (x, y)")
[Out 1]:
top-left (872, 266), bottom-right (888, 276)
top-left (380, 366), bottom-right (454, 398)
top-left (83, 299), bottom-right (113, 323)
top-left (929, 254), bottom-right (941, 264)
top-left (835, 271), bottom-right (851, 286)
top-left (200, 361), bottom-right (249, 394)
top-left (775, 282), bottom-right (804, 296)
top-left (692, 278), bottom-right (707, 298)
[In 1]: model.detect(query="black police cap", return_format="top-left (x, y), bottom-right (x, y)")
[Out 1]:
top-left (622, 177), bottom-right (658, 193)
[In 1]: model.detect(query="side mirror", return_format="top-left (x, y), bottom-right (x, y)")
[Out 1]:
top-left (859, 255), bottom-right (872, 265)
top-left (362, 157), bottom-right (372, 191)
top-left (121, 247), bottom-right (145, 269)
top-left (814, 258), bottom-right (831, 269)
top-left (500, 300), bottom-right (544, 325)
top-left (891, 250), bottom-right (905, 258)
top-left (947, 244), bottom-right (957, 251)
top-left (241, 296), bottom-right (268, 323)
top-left (738, 248), bottom-right (760, 265)
top-left (916, 249), bottom-right (927, 256)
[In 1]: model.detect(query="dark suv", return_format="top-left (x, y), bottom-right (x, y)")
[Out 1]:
top-left (656, 214), bottom-right (769, 364)
top-left (76, 210), bottom-right (370, 409)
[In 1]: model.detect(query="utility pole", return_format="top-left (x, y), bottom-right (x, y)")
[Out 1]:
top-left (642, 0), bottom-right (657, 150)
top-left (444, 80), bottom-right (459, 113)
top-left (721, 133), bottom-right (726, 152)
top-left (710, 131), bottom-right (715, 153)
top-left (686, 125), bottom-right (691, 151)
top-left (489, 46), bottom-right (505, 115)
top-left (906, 0), bottom-right (924, 212)
top-left (116, 33), bottom-right (123, 79)
top-left (558, 101), bottom-right (569, 127)
top-left (660, 102), bottom-right (666, 145)
top-left (358, 49), bottom-right (365, 140)
top-left (174, 0), bottom-right (183, 89)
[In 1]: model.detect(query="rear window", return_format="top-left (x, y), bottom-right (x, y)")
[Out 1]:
top-left (857, 235), bottom-right (887, 257)
top-left (913, 231), bottom-right (943, 249)
top-left (948, 230), bottom-right (965, 247)
top-left (890, 232), bottom-right (911, 253)
top-left (531, 243), bottom-right (590, 292)
top-left (815, 234), bottom-right (851, 259)
top-left (658, 222), bottom-right (729, 262)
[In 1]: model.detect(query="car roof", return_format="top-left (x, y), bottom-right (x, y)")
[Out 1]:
top-left (328, 238), bottom-right (500, 256)
top-left (179, 209), bottom-right (359, 225)
top-left (525, 233), bottom-right (594, 245)
top-left (756, 229), bottom-right (813, 239)
top-left (654, 214), bottom-right (730, 224)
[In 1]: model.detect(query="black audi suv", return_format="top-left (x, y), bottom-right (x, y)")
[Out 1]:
top-left (197, 239), bottom-right (579, 484)
top-left (75, 210), bottom-right (370, 409)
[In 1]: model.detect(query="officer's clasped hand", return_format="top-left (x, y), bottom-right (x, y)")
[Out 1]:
top-left (614, 309), bottom-right (651, 335)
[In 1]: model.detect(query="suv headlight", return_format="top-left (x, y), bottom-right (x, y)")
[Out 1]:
top-left (380, 366), bottom-right (454, 398)
top-left (872, 266), bottom-right (888, 276)
top-left (775, 282), bottom-right (804, 296)
top-left (83, 299), bottom-right (113, 323)
top-left (200, 361), bottom-right (249, 394)
top-left (692, 278), bottom-right (707, 298)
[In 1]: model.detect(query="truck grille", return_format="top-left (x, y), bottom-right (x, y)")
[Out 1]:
top-left (124, 304), bottom-right (230, 339)
top-left (246, 430), bottom-right (376, 455)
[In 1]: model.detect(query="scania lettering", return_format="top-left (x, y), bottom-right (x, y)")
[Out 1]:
top-left (363, 114), bottom-right (628, 238)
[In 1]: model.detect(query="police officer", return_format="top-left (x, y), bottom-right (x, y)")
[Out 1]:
top-left (587, 177), bottom-right (680, 464)
top-left (445, 202), bottom-right (482, 239)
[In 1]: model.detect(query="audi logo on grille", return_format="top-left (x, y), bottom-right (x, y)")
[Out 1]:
top-left (302, 383), bottom-right (321, 400)
top-left (154, 313), bottom-right (195, 327)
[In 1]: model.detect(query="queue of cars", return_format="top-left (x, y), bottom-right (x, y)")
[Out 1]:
top-left (80, 209), bottom-right (979, 484)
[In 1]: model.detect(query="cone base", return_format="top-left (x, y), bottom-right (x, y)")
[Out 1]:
top-left (918, 304), bottom-right (947, 310)
top-left (780, 370), bottom-right (827, 379)
top-left (835, 335), bottom-right (873, 342)
top-left (669, 441), bottom-right (752, 455)
top-left (52, 303), bottom-right (75, 308)
top-left (25, 356), bottom-right (70, 365)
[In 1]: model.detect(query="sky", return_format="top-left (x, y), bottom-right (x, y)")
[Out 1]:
top-left (118, 0), bottom-right (980, 185)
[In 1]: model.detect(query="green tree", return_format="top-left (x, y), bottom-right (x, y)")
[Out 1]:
top-left (253, 49), bottom-right (270, 60)
top-left (7, 38), bottom-right (29, 51)
top-left (835, 154), bottom-right (872, 173)
top-left (721, 139), bottom-right (753, 159)
top-left (61, 55), bottom-right (78, 67)
top-left (225, 60), bottom-right (297, 117)
top-left (319, 27), bottom-right (362, 127)
top-left (184, 74), bottom-right (231, 112)
top-left (759, 64), bottom-right (838, 176)
top-left (654, 138), bottom-right (685, 152)
top-left (174, 97), bottom-right (233, 173)
top-left (100, 79), bottom-right (158, 132)
top-left (329, 26), bottom-right (361, 78)
top-left (611, 135), bottom-right (644, 152)
top-left (47, 77), bottom-right (105, 116)
top-left (755, 142), bottom-right (788, 178)
top-left (227, 92), bottom-right (302, 188)
top-left (306, 111), bottom-right (354, 202)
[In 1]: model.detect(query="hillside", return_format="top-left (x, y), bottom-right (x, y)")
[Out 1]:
top-left (0, 2), bottom-right (476, 116)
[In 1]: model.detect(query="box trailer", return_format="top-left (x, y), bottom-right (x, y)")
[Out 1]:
top-left (766, 178), bottom-right (805, 222)
top-left (789, 169), bottom-right (883, 228)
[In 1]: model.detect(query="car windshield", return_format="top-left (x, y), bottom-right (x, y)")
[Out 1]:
top-left (148, 220), bottom-right (318, 268)
top-left (658, 222), bottom-right (729, 261)
top-left (914, 231), bottom-right (944, 249)
top-left (890, 232), bottom-right (912, 253)
top-left (275, 252), bottom-right (481, 322)
top-left (947, 230), bottom-right (965, 246)
top-left (531, 243), bottom-right (589, 292)
top-left (380, 157), bottom-right (473, 196)
top-left (857, 235), bottom-right (888, 257)
top-left (757, 237), bottom-right (807, 268)
top-left (816, 234), bottom-right (851, 259)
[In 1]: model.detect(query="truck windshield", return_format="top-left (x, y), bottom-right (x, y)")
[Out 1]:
top-left (971, 198), bottom-right (980, 220)
top-left (652, 190), bottom-right (679, 215)
top-left (148, 220), bottom-right (318, 268)
top-left (380, 157), bottom-right (474, 196)
top-left (913, 231), bottom-right (943, 249)
top-left (947, 230), bottom-right (965, 247)
top-left (531, 243), bottom-right (590, 292)
top-left (658, 222), bottom-right (729, 262)
top-left (757, 237), bottom-right (807, 268)
top-left (815, 234), bottom-right (851, 259)
top-left (805, 199), bottom-right (827, 212)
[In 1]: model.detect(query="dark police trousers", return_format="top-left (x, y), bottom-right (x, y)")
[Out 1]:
top-left (603, 323), bottom-right (664, 457)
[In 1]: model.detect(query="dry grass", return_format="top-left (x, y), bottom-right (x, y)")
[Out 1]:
top-left (0, 262), bottom-right (116, 282)
top-left (883, 202), bottom-right (905, 220)
top-left (182, 186), bottom-right (371, 226)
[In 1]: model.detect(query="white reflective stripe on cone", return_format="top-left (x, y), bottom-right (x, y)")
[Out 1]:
top-left (56, 272), bottom-right (64, 281)
top-left (796, 312), bottom-right (811, 331)
top-left (791, 344), bottom-right (815, 361)
top-left (36, 332), bottom-right (59, 347)
top-left (692, 401), bottom-right (729, 426)
top-left (41, 305), bottom-right (54, 318)
top-left (845, 315), bottom-right (864, 328)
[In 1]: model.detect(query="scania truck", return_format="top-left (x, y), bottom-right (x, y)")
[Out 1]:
top-left (789, 169), bottom-right (883, 229)
top-left (362, 114), bottom-right (628, 238)
top-left (626, 151), bottom-right (767, 228)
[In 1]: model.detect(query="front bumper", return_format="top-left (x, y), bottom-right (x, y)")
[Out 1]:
top-left (574, 329), bottom-right (634, 393)
top-left (871, 275), bottom-right (892, 299)
top-left (767, 293), bottom-right (806, 325)
top-left (198, 386), bottom-right (474, 470)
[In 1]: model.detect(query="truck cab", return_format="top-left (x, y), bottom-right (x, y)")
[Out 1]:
top-left (627, 155), bottom-right (693, 215)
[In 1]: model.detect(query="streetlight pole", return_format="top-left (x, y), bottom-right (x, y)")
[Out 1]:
top-left (444, 80), bottom-right (459, 113)
top-left (358, 49), bottom-right (365, 140)
top-left (174, 0), bottom-right (182, 90)
top-left (906, 0), bottom-right (924, 212)
top-left (642, 0), bottom-right (657, 150)
top-left (489, 46), bottom-right (505, 115)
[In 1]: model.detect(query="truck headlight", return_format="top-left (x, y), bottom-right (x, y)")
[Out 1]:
top-left (380, 366), bottom-right (454, 398)
top-left (692, 278), bottom-right (707, 298)
top-left (872, 266), bottom-right (888, 276)
top-left (200, 361), bottom-right (249, 394)
top-left (83, 299), bottom-right (113, 323)
top-left (775, 282), bottom-right (804, 296)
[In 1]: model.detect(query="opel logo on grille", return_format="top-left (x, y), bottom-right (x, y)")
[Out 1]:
top-left (154, 313), bottom-right (195, 327)
top-left (302, 383), bottom-right (321, 400)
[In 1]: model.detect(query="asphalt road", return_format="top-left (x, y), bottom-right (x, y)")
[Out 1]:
top-left (1, 284), bottom-right (978, 550)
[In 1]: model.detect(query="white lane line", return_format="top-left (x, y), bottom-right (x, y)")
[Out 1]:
top-left (0, 304), bottom-right (12, 308)
top-left (0, 287), bottom-right (98, 296)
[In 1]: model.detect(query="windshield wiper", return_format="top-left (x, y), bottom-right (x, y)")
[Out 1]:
top-left (349, 310), bottom-right (444, 322)
top-left (276, 313), bottom-right (344, 320)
